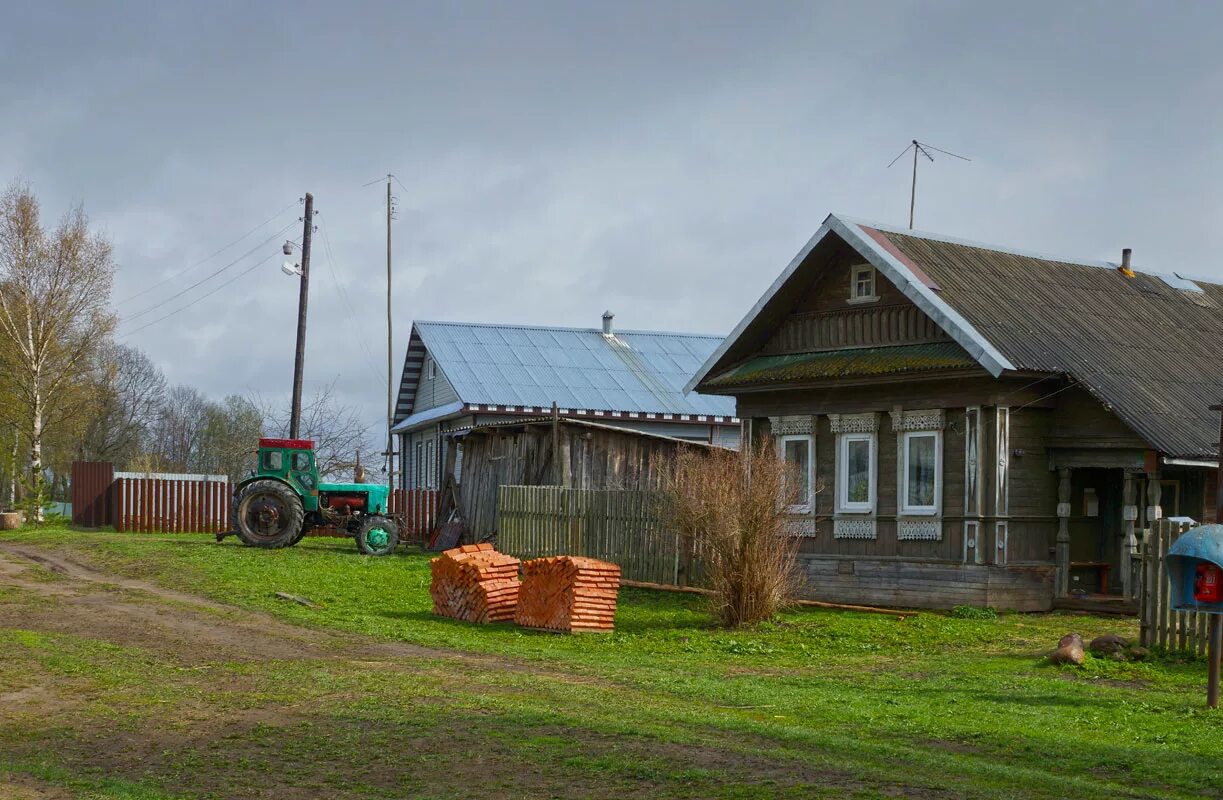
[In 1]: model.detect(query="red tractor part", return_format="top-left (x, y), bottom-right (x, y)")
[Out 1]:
top-left (322, 494), bottom-right (367, 515)
top-left (258, 437), bottom-right (315, 450)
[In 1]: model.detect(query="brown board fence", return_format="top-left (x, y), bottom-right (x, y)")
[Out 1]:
top-left (71, 461), bottom-right (439, 540)
top-left (496, 485), bottom-right (699, 585)
top-left (70, 461), bottom-right (114, 527)
top-left (1139, 519), bottom-right (1211, 656)
top-left (114, 475), bottom-right (230, 534)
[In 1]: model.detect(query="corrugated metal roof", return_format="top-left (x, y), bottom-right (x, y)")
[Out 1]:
top-left (874, 228), bottom-right (1223, 458)
top-left (704, 342), bottom-right (977, 388)
top-left (693, 212), bottom-right (1223, 458)
top-left (408, 321), bottom-right (736, 419)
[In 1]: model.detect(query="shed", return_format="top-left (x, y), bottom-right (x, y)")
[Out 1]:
top-left (445, 416), bottom-right (720, 540)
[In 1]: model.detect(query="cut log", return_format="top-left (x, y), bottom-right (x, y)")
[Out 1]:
top-left (430, 544), bottom-right (521, 623)
top-left (515, 556), bottom-right (621, 633)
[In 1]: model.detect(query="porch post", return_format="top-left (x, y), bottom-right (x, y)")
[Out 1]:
top-left (1140, 471), bottom-right (1162, 603)
top-left (1121, 469), bottom-right (1139, 598)
top-left (1055, 467), bottom-right (1072, 598)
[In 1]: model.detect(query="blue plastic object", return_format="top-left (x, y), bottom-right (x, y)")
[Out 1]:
top-left (1166, 524), bottom-right (1223, 614)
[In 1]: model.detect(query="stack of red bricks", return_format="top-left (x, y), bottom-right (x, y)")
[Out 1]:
top-left (514, 556), bottom-right (621, 633)
top-left (429, 544), bottom-right (520, 623)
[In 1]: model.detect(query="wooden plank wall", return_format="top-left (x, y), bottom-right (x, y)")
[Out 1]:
top-left (497, 485), bottom-right (694, 585)
top-left (457, 423), bottom-right (690, 540)
top-left (1139, 519), bottom-right (1211, 655)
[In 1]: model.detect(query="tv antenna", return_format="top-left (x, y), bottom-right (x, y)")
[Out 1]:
top-left (888, 139), bottom-right (971, 230)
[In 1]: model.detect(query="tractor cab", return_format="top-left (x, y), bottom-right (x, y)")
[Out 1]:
top-left (222, 438), bottom-right (398, 555)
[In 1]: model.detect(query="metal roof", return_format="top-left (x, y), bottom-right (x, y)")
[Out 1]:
top-left (703, 342), bottom-right (977, 388)
top-left (693, 212), bottom-right (1223, 459)
top-left (401, 321), bottom-right (736, 421)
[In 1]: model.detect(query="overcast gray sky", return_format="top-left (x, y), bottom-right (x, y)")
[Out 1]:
top-left (4, 1), bottom-right (1222, 449)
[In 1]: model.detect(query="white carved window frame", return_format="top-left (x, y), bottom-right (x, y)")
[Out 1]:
top-left (834, 431), bottom-right (877, 515)
top-left (848, 264), bottom-right (879, 304)
top-left (900, 430), bottom-right (943, 517)
top-left (890, 408), bottom-right (945, 542)
top-left (777, 433), bottom-right (815, 515)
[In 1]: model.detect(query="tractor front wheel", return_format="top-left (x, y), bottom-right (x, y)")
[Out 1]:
top-left (234, 480), bottom-right (304, 549)
top-left (355, 516), bottom-right (399, 556)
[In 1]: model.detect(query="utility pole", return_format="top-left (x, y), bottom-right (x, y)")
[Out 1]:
top-left (909, 140), bottom-right (919, 230)
top-left (289, 192), bottom-right (313, 440)
top-left (386, 175), bottom-right (395, 492)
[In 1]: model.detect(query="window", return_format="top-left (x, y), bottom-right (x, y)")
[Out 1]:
top-left (901, 430), bottom-right (941, 515)
top-left (426, 439), bottom-right (435, 488)
top-left (836, 433), bottom-right (875, 512)
top-left (292, 452), bottom-right (311, 472)
top-left (964, 407), bottom-right (981, 516)
top-left (262, 451), bottom-right (283, 471)
top-left (414, 441), bottom-right (423, 489)
top-left (425, 356), bottom-right (436, 380)
top-left (849, 265), bottom-right (877, 302)
top-left (778, 434), bottom-right (814, 513)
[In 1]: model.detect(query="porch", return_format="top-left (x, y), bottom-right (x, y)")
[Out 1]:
top-left (1050, 448), bottom-right (1213, 605)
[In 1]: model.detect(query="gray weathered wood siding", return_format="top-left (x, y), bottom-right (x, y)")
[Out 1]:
top-left (799, 557), bottom-right (1053, 611)
top-left (455, 422), bottom-right (699, 540)
top-left (409, 349), bottom-right (461, 414)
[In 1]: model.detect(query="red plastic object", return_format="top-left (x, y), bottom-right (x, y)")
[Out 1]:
top-left (258, 437), bottom-right (315, 450)
top-left (1195, 563), bottom-right (1222, 603)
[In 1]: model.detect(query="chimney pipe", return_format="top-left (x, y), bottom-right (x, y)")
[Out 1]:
top-left (1120, 248), bottom-right (1134, 277)
top-left (602, 310), bottom-right (614, 335)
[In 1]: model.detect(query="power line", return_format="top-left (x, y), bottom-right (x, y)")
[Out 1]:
top-left (120, 239), bottom-right (298, 339)
top-left (315, 212), bottom-right (385, 382)
top-left (117, 200), bottom-right (299, 306)
top-left (120, 221), bottom-right (298, 324)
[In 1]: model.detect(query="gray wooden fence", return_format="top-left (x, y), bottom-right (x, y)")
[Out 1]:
top-left (1139, 519), bottom-right (1211, 655)
top-left (496, 485), bottom-right (697, 585)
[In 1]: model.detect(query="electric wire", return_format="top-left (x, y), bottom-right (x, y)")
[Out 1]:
top-left (121, 220), bottom-right (298, 323)
top-left (120, 237), bottom-right (299, 339)
top-left (117, 200), bottom-right (299, 305)
top-left (315, 212), bottom-right (386, 383)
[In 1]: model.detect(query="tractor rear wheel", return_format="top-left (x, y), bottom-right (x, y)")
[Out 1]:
top-left (234, 480), bottom-right (304, 549)
top-left (355, 516), bottom-right (399, 556)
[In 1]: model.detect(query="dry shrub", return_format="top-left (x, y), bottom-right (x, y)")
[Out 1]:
top-left (662, 441), bottom-right (800, 627)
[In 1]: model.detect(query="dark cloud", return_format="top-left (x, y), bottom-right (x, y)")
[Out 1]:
top-left (4, 1), bottom-right (1222, 439)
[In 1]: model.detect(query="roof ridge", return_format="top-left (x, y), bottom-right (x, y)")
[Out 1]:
top-left (413, 319), bottom-right (724, 339)
top-left (831, 212), bottom-right (1223, 288)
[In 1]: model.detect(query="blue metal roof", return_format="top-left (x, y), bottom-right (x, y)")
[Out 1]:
top-left (412, 321), bottom-right (736, 418)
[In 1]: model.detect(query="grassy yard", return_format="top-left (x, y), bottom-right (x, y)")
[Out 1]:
top-left (0, 527), bottom-right (1220, 799)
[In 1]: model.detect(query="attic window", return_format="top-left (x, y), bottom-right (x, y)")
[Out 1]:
top-left (425, 357), bottom-right (436, 380)
top-left (849, 265), bottom-right (878, 303)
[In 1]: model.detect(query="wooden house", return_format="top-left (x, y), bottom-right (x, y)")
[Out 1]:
top-left (444, 416), bottom-right (716, 539)
top-left (689, 213), bottom-right (1221, 611)
top-left (391, 315), bottom-right (740, 491)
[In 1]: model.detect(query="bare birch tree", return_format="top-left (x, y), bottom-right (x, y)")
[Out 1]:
top-left (0, 183), bottom-right (116, 519)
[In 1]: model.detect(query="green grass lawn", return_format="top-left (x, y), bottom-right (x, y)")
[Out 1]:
top-left (1, 527), bottom-right (1220, 799)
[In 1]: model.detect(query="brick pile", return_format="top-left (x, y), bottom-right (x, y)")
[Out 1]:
top-left (429, 544), bottom-right (520, 623)
top-left (514, 556), bottom-right (621, 633)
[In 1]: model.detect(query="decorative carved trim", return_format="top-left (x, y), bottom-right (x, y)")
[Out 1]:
top-left (784, 518), bottom-right (817, 537)
top-left (833, 518), bottom-right (876, 539)
top-left (771, 415), bottom-right (815, 436)
top-left (828, 412), bottom-right (879, 434)
top-left (1056, 502), bottom-right (1071, 518)
top-left (897, 519), bottom-right (942, 541)
top-left (889, 408), bottom-right (945, 432)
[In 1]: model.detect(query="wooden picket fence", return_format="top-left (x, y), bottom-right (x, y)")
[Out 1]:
top-left (496, 485), bottom-right (699, 585)
top-left (1139, 519), bottom-right (1211, 656)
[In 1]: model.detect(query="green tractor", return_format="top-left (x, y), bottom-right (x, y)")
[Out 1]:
top-left (220, 437), bottom-right (399, 555)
